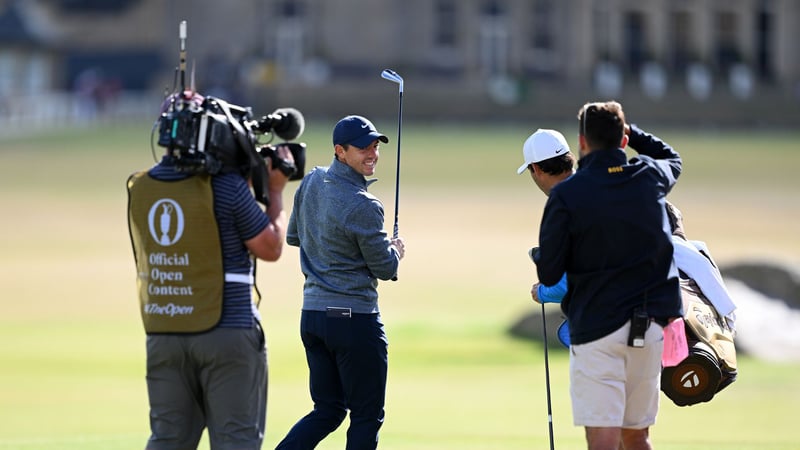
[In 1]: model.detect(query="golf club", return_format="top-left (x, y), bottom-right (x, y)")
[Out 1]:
top-left (380, 69), bottom-right (403, 240)
top-left (529, 247), bottom-right (556, 450)
top-left (541, 301), bottom-right (556, 450)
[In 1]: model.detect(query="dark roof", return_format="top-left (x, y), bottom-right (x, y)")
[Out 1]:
top-left (64, 50), bottom-right (163, 90)
top-left (55, 0), bottom-right (137, 13)
top-left (0, 2), bottom-right (41, 45)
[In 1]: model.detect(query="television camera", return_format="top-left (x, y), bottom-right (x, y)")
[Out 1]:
top-left (153, 20), bottom-right (306, 207)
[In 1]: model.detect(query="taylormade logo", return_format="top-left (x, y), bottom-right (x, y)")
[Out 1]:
top-left (680, 370), bottom-right (702, 389)
top-left (144, 303), bottom-right (195, 316)
top-left (692, 306), bottom-right (717, 329)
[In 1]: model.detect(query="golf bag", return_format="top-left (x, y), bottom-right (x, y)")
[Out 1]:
top-left (661, 276), bottom-right (738, 406)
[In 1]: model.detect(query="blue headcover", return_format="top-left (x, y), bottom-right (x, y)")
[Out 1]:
top-left (557, 319), bottom-right (570, 348)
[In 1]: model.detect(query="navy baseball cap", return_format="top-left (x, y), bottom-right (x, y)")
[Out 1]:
top-left (333, 115), bottom-right (389, 149)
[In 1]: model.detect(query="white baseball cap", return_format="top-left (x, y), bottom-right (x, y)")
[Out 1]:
top-left (516, 129), bottom-right (571, 174)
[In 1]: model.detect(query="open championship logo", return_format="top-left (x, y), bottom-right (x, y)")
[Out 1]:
top-left (147, 199), bottom-right (185, 246)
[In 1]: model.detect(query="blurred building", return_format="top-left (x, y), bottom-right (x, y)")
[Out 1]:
top-left (1, 0), bottom-right (798, 125)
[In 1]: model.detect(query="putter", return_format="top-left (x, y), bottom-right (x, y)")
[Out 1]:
top-left (529, 247), bottom-right (556, 450)
top-left (380, 69), bottom-right (403, 240)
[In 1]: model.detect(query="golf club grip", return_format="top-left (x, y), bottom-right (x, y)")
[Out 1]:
top-left (391, 221), bottom-right (399, 281)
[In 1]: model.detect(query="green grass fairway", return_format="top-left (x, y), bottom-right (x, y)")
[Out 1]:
top-left (1, 120), bottom-right (799, 449)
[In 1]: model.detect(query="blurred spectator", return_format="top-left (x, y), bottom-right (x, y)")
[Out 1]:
top-left (73, 67), bottom-right (121, 120)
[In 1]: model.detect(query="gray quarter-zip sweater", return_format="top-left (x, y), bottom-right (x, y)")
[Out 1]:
top-left (287, 158), bottom-right (400, 313)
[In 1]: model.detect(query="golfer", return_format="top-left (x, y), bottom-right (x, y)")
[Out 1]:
top-left (275, 115), bottom-right (405, 450)
top-left (533, 101), bottom-right (682, 450)
top-left (517, 128), bottom-right (576, 305)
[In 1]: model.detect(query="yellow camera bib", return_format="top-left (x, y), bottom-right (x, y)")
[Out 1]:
top-left (127, 172), bottom-right (224, 333)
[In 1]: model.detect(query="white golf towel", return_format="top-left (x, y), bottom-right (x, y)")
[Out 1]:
top-left (672, 237), bottom-right (737, 328)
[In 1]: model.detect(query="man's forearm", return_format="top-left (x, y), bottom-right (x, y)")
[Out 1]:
top-left (627, 124), bottom-right (680, 161)
top-left (266, 190), bottom-right (287, 244)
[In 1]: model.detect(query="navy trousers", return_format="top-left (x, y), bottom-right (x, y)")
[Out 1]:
top-left (275, 309), bottom-right (388, 450)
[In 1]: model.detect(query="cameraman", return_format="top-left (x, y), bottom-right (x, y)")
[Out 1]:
top-left (127, 122), bottom-right (294, 450)
top-left (275, 115), bottom-right (405, 450)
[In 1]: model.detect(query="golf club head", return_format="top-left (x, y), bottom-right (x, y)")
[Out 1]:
top-left (381, 69), bottom-right (403, 92)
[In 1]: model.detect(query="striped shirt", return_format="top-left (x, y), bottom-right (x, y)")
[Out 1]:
top-left (149, 158), bottom-right (269, 328)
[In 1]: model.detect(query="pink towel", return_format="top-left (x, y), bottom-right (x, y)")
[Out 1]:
top-left (662, 318), bottom-right (689, 367)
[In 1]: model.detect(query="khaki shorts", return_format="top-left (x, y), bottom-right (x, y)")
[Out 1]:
top-left (570, 320), bottom-right (664, 428)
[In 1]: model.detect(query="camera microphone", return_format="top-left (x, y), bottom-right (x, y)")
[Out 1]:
top-left (257, 107), bottom-right (305, 141)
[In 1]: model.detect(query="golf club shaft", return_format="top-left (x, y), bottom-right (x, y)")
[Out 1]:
top-left (392, 89), bottom-right (402, 239)
top-left (542, 302), bottom-right (555, 450)
top-left (381, 69), bottom-right (403, 240)
top-left (381, 69), bottom-right (403, 281)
